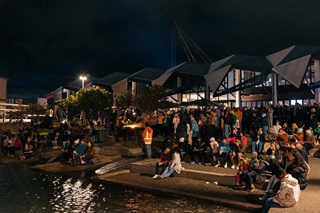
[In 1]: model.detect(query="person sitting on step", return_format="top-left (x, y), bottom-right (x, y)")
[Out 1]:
top-left (153, 147), bottom-right (171, 179)
top-left (215, 138), bottom-right (231, 168)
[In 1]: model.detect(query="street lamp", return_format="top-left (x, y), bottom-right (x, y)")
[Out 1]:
top-left (79, 75), bottom-right (87, 89)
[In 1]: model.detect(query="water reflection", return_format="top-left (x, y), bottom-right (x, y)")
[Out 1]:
top-left (50, 177), bottom-right (96, 212)
top-left (0, 164), bottom-right (245, 213)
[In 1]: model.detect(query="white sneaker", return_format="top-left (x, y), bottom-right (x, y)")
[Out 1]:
top-left (191, 161), bottom-right (195, 164)
top-left (152, 174), bottom-right (158, 179)
top-left (231, 164), bottom-right (235, 169)
top-left (159, 175), bottom-right (165, 179)
top-left (224, 163), bottom-right (228, 168)
top-left (215, 164), bottom-right (219, 167)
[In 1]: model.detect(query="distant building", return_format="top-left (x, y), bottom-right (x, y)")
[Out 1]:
top-left (0, 75), bottom-right (8, 103)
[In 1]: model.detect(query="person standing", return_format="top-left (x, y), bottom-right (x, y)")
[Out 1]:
top-left (142, 122), bottom-right (153, 159)
top-left (242, 107), bottom-right (252, 135)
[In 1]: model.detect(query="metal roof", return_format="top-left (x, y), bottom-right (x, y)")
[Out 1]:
top-left (128, 67), bottom-right (166, 82)
top-left (97, 72), bottom-right (130, 86)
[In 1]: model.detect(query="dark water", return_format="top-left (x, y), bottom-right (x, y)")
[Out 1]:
top-left (0, 164), bottom-right (246, 213)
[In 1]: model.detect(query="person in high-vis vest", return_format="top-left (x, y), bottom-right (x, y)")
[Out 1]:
top-left (142, 122), bottom-right (153, 159)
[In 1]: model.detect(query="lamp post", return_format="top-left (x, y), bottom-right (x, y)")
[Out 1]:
top-left (79, 75), bottom-right (87, 89)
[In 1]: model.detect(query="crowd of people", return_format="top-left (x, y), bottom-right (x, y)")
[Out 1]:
top-left (1, 102), bottom-right (318, 211)
top-left (0, 120), bottom-right (96, 165)
top-left (137, 103), bottom-right (317, 211)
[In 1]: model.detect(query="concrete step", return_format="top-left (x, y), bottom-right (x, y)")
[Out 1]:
top-left (98, 145), bottom-right (144, 157)
top-left (130, 159), bottom-right (237, 186)
top-left (309, 147), bottom-right (319, 157)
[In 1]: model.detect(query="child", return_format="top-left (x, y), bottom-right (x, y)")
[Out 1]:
top-left (246, 152), bottom-right (260, 192)
top-left (209, 137), bottom-right (219, 166)
top-left (235, 158), bottom-right (249, 188)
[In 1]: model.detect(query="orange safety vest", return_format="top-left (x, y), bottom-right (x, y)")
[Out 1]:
top-left (142, 127), bottom-right (153, 144)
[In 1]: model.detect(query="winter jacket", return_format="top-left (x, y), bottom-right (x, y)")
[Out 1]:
top-left (170, 151), bottom-right (182, 173)
top-left (191, 119), bottom-right (199, 137)
top-left (273, 174), bottom-right (300, 207)
top-left (276, 132), bottom-right (289, 146)
top-left (75, 142), bottom-right (88, 155)
top-left (248, 152), bottom-right (260, 172)
top-left (218, 142), bottom-right (230, 154)
top-left (293, 132), bottom-right (304, 145)
top-left (210, 140), bottom-right (219, 154)
top-left (286, 160), bottom-right (308, 190)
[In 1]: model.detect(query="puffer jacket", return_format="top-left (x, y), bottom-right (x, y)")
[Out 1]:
top-left (273, 174), bottom-right (300, 207)
top-left (286, 160), bottom-right (308, 190)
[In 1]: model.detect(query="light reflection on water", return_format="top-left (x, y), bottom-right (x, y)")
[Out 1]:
top-left (50, 177), bottom-right (96, 213)
top-left (0, 164), bottom-right (246, 213)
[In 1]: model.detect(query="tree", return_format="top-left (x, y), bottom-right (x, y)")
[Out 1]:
top-left (55, 95), bottom-right (79, 111)
top-left (115, 90), bottom-right (134, 109)
top-left (135, 85), bottom-right (173, 113)
top-left (27, 103), bottom-right (48, 123)
top-left (7, 105), bottom-right (28, 122)
top-left (55, 95), bottom-right (79, 120)
top-left (7, 103), bottom-right (47, 123)
top-left (54, 88), bottom-right (112, 122)
top-left (76, 88), bottom-right (113, 120)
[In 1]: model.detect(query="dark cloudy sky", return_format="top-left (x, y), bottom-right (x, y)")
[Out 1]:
top-left (1, 0), bottom-right (320, 100)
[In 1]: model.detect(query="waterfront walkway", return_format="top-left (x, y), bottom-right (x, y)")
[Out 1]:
top-left (93, 152), bottom-right (320, 213)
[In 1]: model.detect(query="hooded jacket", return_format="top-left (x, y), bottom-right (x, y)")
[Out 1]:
top-left (248, 152), bottom-right (260, 172)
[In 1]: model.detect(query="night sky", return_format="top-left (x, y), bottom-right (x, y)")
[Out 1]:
top-left (1, 0), bottom-right (320, 100)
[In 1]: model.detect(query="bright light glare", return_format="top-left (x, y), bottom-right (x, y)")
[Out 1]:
top-left (79, 76), bottom-right (87, 80)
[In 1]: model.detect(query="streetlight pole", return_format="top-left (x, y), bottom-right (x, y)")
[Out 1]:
top-left (79, 75), bottom-right (87, 89)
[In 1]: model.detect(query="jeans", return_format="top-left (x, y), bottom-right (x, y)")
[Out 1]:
top-left (82, 155), bottom-right (94, 164)
top-left (261, 197), bottom-right (276, 213)
top-left (162, 166), bottom-right (175, 177)
top-left (145, 144), bottom-right (152, 158)
top-left (251, 141), bottom-right (263, 153)
top-left (262, 126), bottom-right (268, 135)
top-left (155, 162), bottom-right (168, 175)
top-left (224, 124), bottom-right (230, 138)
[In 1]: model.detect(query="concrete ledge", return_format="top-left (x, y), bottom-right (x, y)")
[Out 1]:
top-left (179, 169), bottom-right (236, 186)
top-left (130, 160), bottom-right (237, 186)
top-left (98, 146), bottom-right (143, 157)
top-left (30, 155), bottom-right (121, 173)
top-left (93, 170), bottom-right (261, 212)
